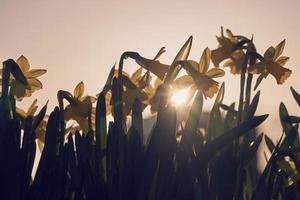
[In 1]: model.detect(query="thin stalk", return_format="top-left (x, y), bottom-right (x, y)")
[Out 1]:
top-left (1, 62), bottom-right (9, 98)
top-left (244, 73), bottom-right (253, 112)
top-left (237, 62), bottom-right (247, 125)
top-left (235, 43), bottom-right (251, 200)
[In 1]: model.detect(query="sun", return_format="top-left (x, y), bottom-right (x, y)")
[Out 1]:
top-left (171, 88), bottom-right (190, 106)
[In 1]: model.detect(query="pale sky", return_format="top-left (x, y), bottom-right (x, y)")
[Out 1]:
top-left (1, 0), bottom-right (300, 145)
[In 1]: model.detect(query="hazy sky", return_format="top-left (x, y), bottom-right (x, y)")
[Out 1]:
top-left (1, 0), bottom-right (300, 144)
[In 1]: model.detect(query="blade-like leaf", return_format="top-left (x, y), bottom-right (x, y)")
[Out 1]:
top-left (290, 87), bottom-right (300, 106)
top-left (279, 102), bottom-right (292, 135)
top-left (264, 134), bottom-right (275, 153)
top-left (241, 133), bottom-right (263, 166)
top-left (164, 36), bottom-right (193, 83)
top-left (32, 101), bottom-right (48, 131)
top-left (246, 90), bottom-right (260, 119)
top-left (200, 114), bottom-right (268, 163)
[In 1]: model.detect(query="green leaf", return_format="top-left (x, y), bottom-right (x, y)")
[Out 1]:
top-left (264, 134), bottom-right (275, 153)
top-left (164, 36), bottom-right (193, 83)
top-left (32, 101), bottom-right (48, 131)
top-left (284, 124), bottom-right (299, 147)
top-left (7, 59), bottom-right (28, 86)
top-left (283, 115), bottom-right (300, 124)
top-left (122, 75), bottom-right (137, 89)
top-left (246, 90), bottom-right (260, 119)
top-left (290, 87), bottom-right (300, 106)
top-left (200, 114), bottom-right (268, 163)
top-left (131, 98), bottom-right (143, 141)
top-left (241, 133), bottom-right (263, 166)
top-left (254, 73), bottom-right (265, 90)
top-left (221, 103), bottom-right (237, 115)
top-left (184, 91), bottom-right (203, 133)
top-left (213, 82), bottom-right (225, 108)
top-left (95, 92), bottom-right (107, 182)
top-left (103, 65), bottom-right (115, 93)
top-left (279, 102), bottom-right (292, 135)
top-left (223, 103), bottom-right (237, 131)
top-left (207, 83), bottom-right (225, 140)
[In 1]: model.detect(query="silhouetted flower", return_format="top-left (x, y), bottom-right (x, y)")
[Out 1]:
top-left (248, 40), bottom-right (292, 84)
top-left (211, 28), bottom-right (245, 74)
top-left (2, 55), bottom-right (46, 100)
top-left (174, 47), bottom-right (225, 98)
top-left (64, 81), bottom-right (96, 133)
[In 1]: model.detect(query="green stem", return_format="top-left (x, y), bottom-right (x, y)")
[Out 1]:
top-left (237, 61), bottom-right (247, 125)
top-left (244, 73), bottom-right (253, 112)
top-left (1, 61), bottom-right (10, 99)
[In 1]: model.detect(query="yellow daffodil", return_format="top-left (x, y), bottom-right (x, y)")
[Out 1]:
top-left (64, 81), bottom-right (96, 133)
top-left (3, 55), bottom-right (46, 100)
top-left (105, 68), bottom-right (152, 116)
top-left (103, 47), bottom-right (166, 116)
top-left (173, 47), bottom-right (225, 99)
top-left (248, 40), bottom-right (292, 84)
top-left (211, 28), bottom-right (246, 74)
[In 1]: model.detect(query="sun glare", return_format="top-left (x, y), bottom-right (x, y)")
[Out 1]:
top-left (171, 88), bottom-right (190, 106)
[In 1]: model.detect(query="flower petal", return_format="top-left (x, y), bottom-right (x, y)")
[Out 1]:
top-left (16, 55), bottom-right (30, 72)
top-left (274, 39), bottom-right (286, 60)
top-left (223, 60), bottom-right (240, 74)
top-left (204, 83), bottom-right (219, 99)
top-left (172, 75), bottom-right (194, 89)
top-left (205, 68), bottom-right (225, 78)
top-left (199, 47), bottom-right (211, 73)
top-left (266, 61), bottom-right (292, 84)
top-left (27, 69), bottom-right (47, 78)
top-left (146, 60), bottom-right (170, 80)
top-left (248, 62), bottom-right (266, 74)
top-left (194, 74), bottom-right (219, 98)
top-left (131, 67), bottom-right (143, 83)
top-left (16, 107), bottom-right (27, 118)
top-left (211, 47), bottom-right (230, 67)
top-left (153, 47), bottom-right (166, 60)
top-left (276, 56), bottom-right (289, 66)
top-left (74, 81), bottom-right (84, 99)
top-left (28, 78), bottom-right (43, 90)
top-left (264, 47), bottom-right (276, 61)
top-left (10, 80), bottom-right (28, 100)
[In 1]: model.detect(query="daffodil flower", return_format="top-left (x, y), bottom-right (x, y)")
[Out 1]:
top-left (105, 68), bottom-right (152, 116)
top-left (103, 48), bottom-right (167, 116)
top-left (173, 47), bottom-right (225, 99)
top-left (0, 55), bottom-right (47, 100)
top-left (64, 81), bottom-right (97, 133)
top-left (248, 40), bottom-right (292, 85)
top-left (211, 28), bottom-right (247, 74)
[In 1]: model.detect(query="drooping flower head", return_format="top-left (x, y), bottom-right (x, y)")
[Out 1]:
top-left (64, 81), bottom-right (97, 133)
top-left (0, 55), bottom-right (47, 100)
top-left (211, 28), bottom-right (247, 74)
